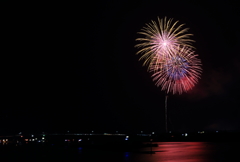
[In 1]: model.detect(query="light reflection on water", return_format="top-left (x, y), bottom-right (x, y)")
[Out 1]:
top-left (123, 142), bottom-right (239, 162)
top-left (133, 142), bottom-right (213, 162)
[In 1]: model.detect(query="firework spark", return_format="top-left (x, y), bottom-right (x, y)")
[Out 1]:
top-left (149, 46), bottom-right (202, 94)
top-left (135, 17), bottom-right (194, 69)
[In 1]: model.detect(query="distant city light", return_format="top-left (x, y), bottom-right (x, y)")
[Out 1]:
top-left (198, 131), bottom-right (204, 134)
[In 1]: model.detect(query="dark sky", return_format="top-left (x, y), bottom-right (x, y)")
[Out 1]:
top-left (2, 1), bottom-right (240, 134)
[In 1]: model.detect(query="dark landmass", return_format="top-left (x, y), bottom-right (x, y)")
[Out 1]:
top-left (1, 131), bottom-right (239, 149)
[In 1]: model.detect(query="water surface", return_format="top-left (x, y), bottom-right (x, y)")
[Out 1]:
top-left (1, 142), bottom-right (239, 161)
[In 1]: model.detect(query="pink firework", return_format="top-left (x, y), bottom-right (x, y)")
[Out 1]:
top-left (135, 17), bottom-right (194, 68)
top-left (149, 46), bottom-right (202, 94)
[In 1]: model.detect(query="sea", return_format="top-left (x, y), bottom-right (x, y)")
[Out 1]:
top-left (1, 142), bottom-right (239, 161)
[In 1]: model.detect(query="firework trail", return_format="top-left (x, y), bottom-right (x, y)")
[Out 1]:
top-left (135, 17), bottom-right (202, 134)
top-left (135, 17), bottom-right (194, 69)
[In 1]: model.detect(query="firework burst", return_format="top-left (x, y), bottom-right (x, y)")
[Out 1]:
top-left (149, 46), bottom-right (202, 94)
top-left (135, 17), bottom-right (194, 69)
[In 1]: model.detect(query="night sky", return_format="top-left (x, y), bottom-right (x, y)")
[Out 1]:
top-left (2, 1), bottom-right (240, 134)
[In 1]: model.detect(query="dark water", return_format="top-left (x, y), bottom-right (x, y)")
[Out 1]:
top-left (1, 142), bottom-right (239, 161)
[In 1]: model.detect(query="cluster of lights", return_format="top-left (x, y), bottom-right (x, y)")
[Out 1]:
top-left (182, 133), bottom-right (188, 137)
top-left (198, 131), bottom-right (205, 134)
top-left (0, 139), bottom-right (8, 144)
